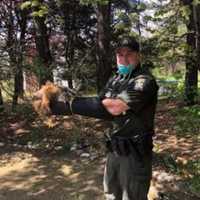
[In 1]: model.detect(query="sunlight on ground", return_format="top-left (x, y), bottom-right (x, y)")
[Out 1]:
top-left (0, 156), bottom-right (44, 190)
top-left (0, 152), bottom-right (104, 200)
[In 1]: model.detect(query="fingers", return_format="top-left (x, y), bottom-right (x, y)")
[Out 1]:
top-left (102, 98), bottom-right (129, 116)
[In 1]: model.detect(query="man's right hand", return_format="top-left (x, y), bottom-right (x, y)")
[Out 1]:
top-left (102, 98), bottom-right (129, 116)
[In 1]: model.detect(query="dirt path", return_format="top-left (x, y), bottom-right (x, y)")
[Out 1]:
top-left (0, 149), bottom-right (105, 200)
top-left (0, 101), bottom-right (200, 200)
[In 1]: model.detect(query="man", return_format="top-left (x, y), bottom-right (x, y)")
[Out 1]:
top-left (33, 36), bottom-right (158, 200)
top-left (99, 37), bottom-right (158, 200)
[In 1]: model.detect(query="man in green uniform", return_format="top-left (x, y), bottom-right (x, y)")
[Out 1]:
top-left (34, 36), bottom-right (158, 200)
top-left (100, 37), bottom-right (158, 200)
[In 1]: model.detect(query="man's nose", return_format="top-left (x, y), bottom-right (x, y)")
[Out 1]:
top-left (119, 57), bottom-right (129, 65)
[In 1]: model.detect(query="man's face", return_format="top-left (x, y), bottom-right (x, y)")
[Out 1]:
top-left (116, 47), bottom-right (140, 67)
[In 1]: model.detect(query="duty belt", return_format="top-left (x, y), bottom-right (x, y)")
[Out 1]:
top-left (104, 132), bottom-right (153, 160)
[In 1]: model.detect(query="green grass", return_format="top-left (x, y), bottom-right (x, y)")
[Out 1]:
top-left (160, 150), bottom-right (200, 195)
top-left (167, 105), bottom-right (200, 195)
top-left (183, 159), bottom-right (200, 196)
top-left (170, 105), bottom-right (200, 138)
top-left (187, 175), bottom-right (200, 196)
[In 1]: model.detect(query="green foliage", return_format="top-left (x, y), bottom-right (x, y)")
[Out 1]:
top-left (163, 154), bottom-right (179, 173)
top-left (170, 105), bottom-right (200, 137)
top-left (31, 6), bottom-right (48, 17)
top-left (0, 80), bottom-right (14, 101)
top-left (162, 153), bottom-right (200, 195)
top-left (186, 159), bottom-right (200, 176)
top-left (25, 57), bottom-right (54, 82)
top-left (21, 0), bottom-right (41, 9)
top-left (179, 5), bottom-right (191, 21)
top-left (153, 65), bottom-right (186, 99)
top-left (80, 0), bottom-right (109, 5)
top-left (159, 80), bottom-right (184, 99)
top-left (12, 103), bottom-right (36, 121)
top-left (136, 2), bottom-right (146, 12)
top-left (188, 175), bottom-right (200, 195)
top-left (146, 0), bottom-right (189, 71)
top-left (2, 0), bottom-right (200, 105)
top-left (193, 0), bottom-right (200, 6)
top-left (181, 159), bottom-right (200, 195)
top-left (114, 10), bottom-right (132, 33)
top-left (20, 1), bottom-right (32, 10)
top-left (21, 0), bottom-right (48, 17)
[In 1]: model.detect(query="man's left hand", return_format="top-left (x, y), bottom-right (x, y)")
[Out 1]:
top-left (102, 98), bottom-right (129, 116)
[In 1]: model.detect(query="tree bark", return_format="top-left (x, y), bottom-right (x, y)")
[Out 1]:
top-left (61, 0), bottom-right (77, 89)
top-left (34, 0), bottom-right (53, 86)
top-left (182, 0), bottom-right (198, 105)
top-left (0, 88), bottom-right (3, 112)
top-left (5, 1), bottom-right (23, 107)
top-left (12, 6), bottom-right (27, 106)
top-left (96, 2), bottom-right (112, 92)
top-left (34, 15), bottom-right (53, 86)
top-left (194, 4), bottom-right (200, 71)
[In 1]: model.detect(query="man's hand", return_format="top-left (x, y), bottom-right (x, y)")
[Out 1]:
top-left (102, 98), bottom-right (129, 116)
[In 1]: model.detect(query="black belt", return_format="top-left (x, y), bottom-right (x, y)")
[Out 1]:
top-left (105, 132), bottom-right (153, 159)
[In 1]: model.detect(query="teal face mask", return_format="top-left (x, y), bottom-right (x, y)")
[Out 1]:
top-left (117, 64), bottom-right (134, 75)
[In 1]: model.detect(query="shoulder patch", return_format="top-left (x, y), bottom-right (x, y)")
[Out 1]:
top-left (131, 74), bottom-right (153, 91)
top-left (134, 78), bottom-right (147, 91)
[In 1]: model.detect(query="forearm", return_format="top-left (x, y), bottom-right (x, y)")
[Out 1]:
top-left (50, 97), bottom-right (113, 120)
top-left (50, 101), bottom-right (72, 115)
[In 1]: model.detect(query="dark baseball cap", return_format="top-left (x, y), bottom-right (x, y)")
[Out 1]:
top-left (116, 36), bottom-right (140, 52)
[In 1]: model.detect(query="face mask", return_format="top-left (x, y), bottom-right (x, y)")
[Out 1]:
top-left (117, 64), bottom-right (134, 75)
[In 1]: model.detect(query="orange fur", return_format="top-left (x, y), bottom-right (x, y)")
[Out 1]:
top-left (32, 81), bottom-right (61, 116)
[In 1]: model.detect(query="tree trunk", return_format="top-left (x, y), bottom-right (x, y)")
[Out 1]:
top-left (12, 7), bottom-right (27, 106)
top-left (182, 0), bottom-right (198, 105)
top-left (6, 1), bottom-right (22, 107)
top-left (195, 4), bottom-right (200, 71)
top-left (96, 2), bottom-right (112, 92)
top-left (62, 1), bottom-right (76, 89)
top-left (0, 88), bottom-right (3, 112)
top-left (34, 1), bottom-right (53, 86)
top-left (13, 67), bottom-right (24, 106)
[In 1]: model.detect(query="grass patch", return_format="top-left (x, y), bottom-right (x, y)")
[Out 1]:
top-left (170, 105), bottom-right (200, 138)
top-left (160, 155), bottom-right (200, 195)
top-left (181, 159), bottom-right (200, 196)
top-left (187, 175), bottom-right (200, 196)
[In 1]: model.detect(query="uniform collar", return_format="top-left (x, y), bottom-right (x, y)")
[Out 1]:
top-left (130, 63), bottom-right (142, 77)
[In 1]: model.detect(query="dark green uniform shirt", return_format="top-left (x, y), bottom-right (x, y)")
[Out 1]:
top-left (99, 65), bottom-right (159, 137)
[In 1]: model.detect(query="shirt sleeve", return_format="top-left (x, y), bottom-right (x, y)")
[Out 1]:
top-left (116, 75), bottom-right (158, 113)
top-left (98, 75), bottom-right (116, 99)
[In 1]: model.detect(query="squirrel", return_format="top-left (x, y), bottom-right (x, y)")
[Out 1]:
top-left (32, 81), bottom-right (61, 117)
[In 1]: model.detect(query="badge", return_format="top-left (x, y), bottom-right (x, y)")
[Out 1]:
top-left (105, 91), bottom-right (112, 98)
top-left (134, 78), bottom-right (146, 91)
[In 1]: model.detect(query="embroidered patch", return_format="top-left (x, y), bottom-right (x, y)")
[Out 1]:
top-left (105, 91), bottom-right (112, 98)
top-left (134, 78), bottom-right (147, 91)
